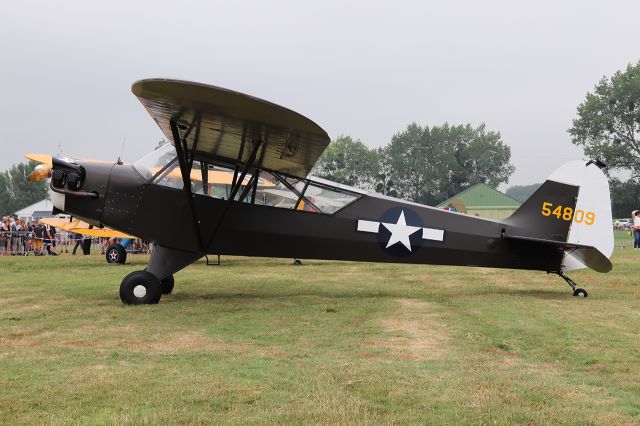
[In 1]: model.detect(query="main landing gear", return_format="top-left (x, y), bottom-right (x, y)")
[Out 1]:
top-left (119, 272), bottom-right (175, 304)
top-left (554, 271), bottom-right (588, 297)
top-left (119, 246), bottom-right (201, 305)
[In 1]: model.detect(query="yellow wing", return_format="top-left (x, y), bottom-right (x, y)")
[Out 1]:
top-left (39, 217), bottom-right (136, 239)
top-left (69, 228), bottom-right (135, 239)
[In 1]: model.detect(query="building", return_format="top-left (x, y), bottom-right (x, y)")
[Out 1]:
top-left (14, 198), bottom-right (55, 221)
top-left (436, 183), bottom-right (521, 220)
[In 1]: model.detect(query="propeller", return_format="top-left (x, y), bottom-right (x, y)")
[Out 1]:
top-left (25, 153), bottom-right (53, 182)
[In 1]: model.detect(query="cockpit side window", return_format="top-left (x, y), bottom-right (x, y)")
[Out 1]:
top-left (135, 145), bottom-right (362, 214)
top-left (304, 183), bottom-right (360, 214)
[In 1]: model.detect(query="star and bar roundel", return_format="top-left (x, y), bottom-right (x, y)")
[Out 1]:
top-left (356, 207), bottom-right (445, 256)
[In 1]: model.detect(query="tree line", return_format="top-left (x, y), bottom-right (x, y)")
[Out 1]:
top-left (315, 59), bottom-right (640, 216)
top-left (0, 161), bottom-right (48, 216)
top-left (312, 123), bottom-right (515, 206)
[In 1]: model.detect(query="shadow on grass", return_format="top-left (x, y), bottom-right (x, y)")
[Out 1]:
top-left (458, 287), bottom-right (573, 300)
top-left (163, 286), bottom-right (572, 304)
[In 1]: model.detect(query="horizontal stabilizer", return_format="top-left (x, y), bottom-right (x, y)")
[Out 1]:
top-left (504, 234), bottom-right (612, 273)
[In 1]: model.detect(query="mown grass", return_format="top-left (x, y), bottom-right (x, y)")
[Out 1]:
top-left (0, 250), bottom-right (639, 424)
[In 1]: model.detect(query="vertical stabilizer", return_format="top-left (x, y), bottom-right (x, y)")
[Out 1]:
top-left (504, 160), bottom-right (613, 272)
top-left (548, 161), bottom-right (614, 271)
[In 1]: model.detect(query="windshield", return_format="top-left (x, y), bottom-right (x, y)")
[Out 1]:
top-left (133, 143), bottom-right (177, 181)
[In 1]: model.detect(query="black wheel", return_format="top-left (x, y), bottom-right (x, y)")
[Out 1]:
top-left (293, 259), bottom-right (302, 266)
top-left (161, 275), bottom-right (174, 295)
top-left (120, 270), bottom-right (162, 305)
top-left (106, 243), bottom-right (127, 264)
top-left (573, 288), bottom-right (588, 298)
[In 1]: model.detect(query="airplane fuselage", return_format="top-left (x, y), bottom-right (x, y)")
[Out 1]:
top-left (57, 162), bottom-right (565, 274)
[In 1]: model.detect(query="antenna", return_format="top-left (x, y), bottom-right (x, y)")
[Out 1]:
top-left (117, 137), bottom-right (126, 165)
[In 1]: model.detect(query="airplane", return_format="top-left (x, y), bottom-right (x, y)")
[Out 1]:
top-left (28, 79), bottom-right (614, 304)
top-left (39, 216), bottom-right (137, 264)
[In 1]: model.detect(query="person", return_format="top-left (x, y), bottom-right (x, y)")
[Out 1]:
top-left (0, 217), bottom-right (8, 256)
top-left (42, 223), bottom-right (57, 256)
top-left (11, 217), bottom-right (21, 255)
top-left (632, 210), bottom-right (640, 249)
top-left (49, 225), bottom-right (58, 255)
top-left (33, 221), bottom-right (44, 255)
top-left (71, 231), bottom-right (84, 255)
top-left (82, 233), bottom-right (92, 255)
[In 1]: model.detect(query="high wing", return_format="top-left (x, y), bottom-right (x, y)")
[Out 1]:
top-left (132, 79), bottom-right (331, 179)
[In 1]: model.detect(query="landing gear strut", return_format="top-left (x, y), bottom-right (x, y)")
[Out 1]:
top-left (118, 246), bottom-right (201, 304)
top-left (554, 271), bottom-right (588, 297)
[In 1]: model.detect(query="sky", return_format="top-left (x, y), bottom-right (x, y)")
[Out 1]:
top-left (1, 0), bottom-right (639, 187)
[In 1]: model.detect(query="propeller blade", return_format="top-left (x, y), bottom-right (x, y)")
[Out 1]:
top-left (25, 153), bottom-right (53, 167)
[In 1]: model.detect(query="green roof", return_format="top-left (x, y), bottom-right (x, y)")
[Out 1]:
top-left (436, 183), bottom-right (521, 209)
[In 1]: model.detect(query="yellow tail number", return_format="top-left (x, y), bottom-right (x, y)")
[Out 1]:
top-left (541, 202), bottom-right (595, 225)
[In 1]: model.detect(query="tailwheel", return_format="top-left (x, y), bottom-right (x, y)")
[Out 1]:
top-left (120, 270), bottom-right (162, 305)
top-left (161, 275), bottom-right (174, 295)
top-left (106, 243), bottom-right (127, 264)
top-left (573, 288), bottom-right (588, 298)
top-left (554, 271), bottom-right (587, 298)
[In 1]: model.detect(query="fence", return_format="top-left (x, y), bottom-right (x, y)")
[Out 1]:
top-left (0, 230), bottom-right (150, 256)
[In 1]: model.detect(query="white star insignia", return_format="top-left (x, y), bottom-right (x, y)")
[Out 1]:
top-left (381, 211), bottom-right (422, 251)
top-left (357, 209), bottom-right (445, 252)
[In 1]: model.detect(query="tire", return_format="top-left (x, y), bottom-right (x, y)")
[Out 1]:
top-left (106, 243), bottom-right (127, 264)
top-left (293, 259), bottom-right (302, 266)
top-left (161, 275), bottom-right (175, 295)
top-left (120, 270), bottom-right (162, 305)
top-left (573, 288), bottom-right (588, 298)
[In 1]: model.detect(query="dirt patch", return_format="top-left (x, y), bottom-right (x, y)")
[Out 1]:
top-left (7, 303), bottom-right (46, 314)
top-left (371, 298), bottom-right (449, 360)
top-left (0, 331), bottom-right (284, 357)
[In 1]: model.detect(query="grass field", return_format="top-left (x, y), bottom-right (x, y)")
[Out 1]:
top-left (1, 246), bottom-right (639, 424)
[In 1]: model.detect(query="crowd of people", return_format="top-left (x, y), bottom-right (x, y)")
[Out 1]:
top-left (0, 216), bottom-right (149, 256)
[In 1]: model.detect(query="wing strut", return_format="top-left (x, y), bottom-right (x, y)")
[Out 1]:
top-left (204, 139), bottom-right (263, 250)
top-left (293, 180), bottom-right (310, 210)
top-left (170, 118), bottom-right (205, 253)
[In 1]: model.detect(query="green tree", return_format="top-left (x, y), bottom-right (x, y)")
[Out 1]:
top-left (569, 61), bottom-right (640, 176)
top-left (610, 178), bottom-right (640, 218)
top-left (505, 183), bottom-right (542, 202)
top-left (0, 161), bottom-right (49, 216)
top-left (311, 135), bottom-right (379, 189)
top-left (374, 148), bottom-right (398, 197)
top-left (0, 173), bottom-right (11, 215)
top-left (384, 123), bottom-right (514, 205)
top-left (382, 123), bottom-right (439, 204)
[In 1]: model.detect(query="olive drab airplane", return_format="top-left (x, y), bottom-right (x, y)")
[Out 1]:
top-left (27, 79), bottom-right (614, 304)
